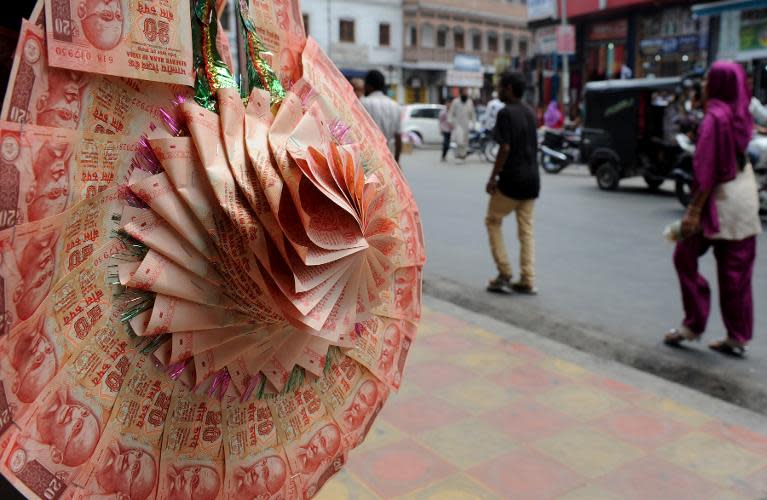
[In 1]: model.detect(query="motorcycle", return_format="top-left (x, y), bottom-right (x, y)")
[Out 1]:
top-left (674, 133), bottom-right (767, 214)
top-left (451, 129), bottom-right (496, 162)
top-left (750, 135), bottom-right (767, 214)
top-left (538, 128), bottom-right (581, 174)
top-left (671, 133), bottom-right (696, 207)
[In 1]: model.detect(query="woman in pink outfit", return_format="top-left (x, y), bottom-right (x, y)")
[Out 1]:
top-left (664, 61), bottom-right (761, 357)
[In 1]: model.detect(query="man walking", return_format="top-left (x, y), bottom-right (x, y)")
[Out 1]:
top-left (483, 91), bottom-right (504, 132)
top-left (438, 97), bottom-right (453, 162)
top-left (485, 71), bottom-right (540, 294)
top-left (361, 70), bottom-right (402, 163)
top-left (448, 88), bottom-right (476, 160)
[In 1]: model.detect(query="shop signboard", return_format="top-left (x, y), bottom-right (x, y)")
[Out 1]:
top-left (557, 25), bottom-right (576, 54)
top-left (453, 54), bottom-right (482, 72)
top-left (446, 69), bottom-right (484, 87)
top-left (535, 26), bottom-right (558, 55)
top-left (740, 18), bottom-right (767, 51)
top-left (587, 19), bottom-right (628, 42)
top-left (640, 34), bottom-right (700, 56)
top-left (448, 54), bottom-right (483, 87)
top-left (528, 0), bottom-right (557, 21)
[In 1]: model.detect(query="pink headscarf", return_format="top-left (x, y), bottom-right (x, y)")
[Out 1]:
top-left (706, 61), bottom-right (753, 152)
top-left (544, 101), bottom-right (563, 128)
top-left (693, 61), bottom-right (754, 237)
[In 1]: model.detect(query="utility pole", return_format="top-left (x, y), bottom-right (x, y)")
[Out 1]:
top-left (327, 0), bottom-right (332, 58)
top-left (560, 0), bottom-right (570, 107)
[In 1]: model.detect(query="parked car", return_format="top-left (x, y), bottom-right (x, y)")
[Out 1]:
top-left (401, 104), bottom-right (445, 145)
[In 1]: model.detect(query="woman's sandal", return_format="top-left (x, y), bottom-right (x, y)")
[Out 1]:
top-left (708, 339), bottom-right (747, 358)
top-left (663, 328), bottom-right (700, 346)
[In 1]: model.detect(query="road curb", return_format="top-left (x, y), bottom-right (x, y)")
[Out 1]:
top-left (424, 275), bottom-right (767, 416)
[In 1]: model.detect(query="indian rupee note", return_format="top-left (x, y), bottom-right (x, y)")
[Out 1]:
top-left (316, 354), bottom-right (388, 449)
top-left (222, 391), bottom-right (299, 500)
top-left (0, 186), bottom-right (124, 332)
top-left (73, 353), bottom-right (174, 499)
top-left (0, 238), bottom-right (129, 440)
top-left (0, 318), bottom-right (138, 500)
top-left (0, 121), bottom-right (143, 230)
top-left (243, 0), bottom-right (306, 89)
top-left (156, 382), bottom-right (225, 500)
top-left (1, 20), bottom-right (188, 133)
top-left (44, 0), bottom-right (194, 85)
top-left (347, 316), bottom-right (416, 390)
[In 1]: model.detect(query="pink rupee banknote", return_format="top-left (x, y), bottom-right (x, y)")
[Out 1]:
top-left (44, 0), bottom-right (194, 85)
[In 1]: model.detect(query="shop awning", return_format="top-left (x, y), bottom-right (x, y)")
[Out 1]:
top-left (692, 0), bottom-right (765, 17)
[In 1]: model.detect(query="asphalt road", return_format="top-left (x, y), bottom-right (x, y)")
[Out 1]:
top-left (401, 148), bottom-right (767, 409)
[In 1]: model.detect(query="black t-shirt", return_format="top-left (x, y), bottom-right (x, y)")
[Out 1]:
top-left (493, 102), bottom-right (540, 200)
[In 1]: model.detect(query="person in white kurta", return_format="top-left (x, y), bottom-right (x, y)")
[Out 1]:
top-left (448, 89), bottom-right (476, 160)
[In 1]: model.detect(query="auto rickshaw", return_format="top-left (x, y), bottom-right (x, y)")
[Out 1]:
top-left (581, 77), bottom-right (690, 191)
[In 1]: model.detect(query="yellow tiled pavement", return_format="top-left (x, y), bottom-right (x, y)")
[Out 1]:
top-left (317, 306), bottom-right (767, 499)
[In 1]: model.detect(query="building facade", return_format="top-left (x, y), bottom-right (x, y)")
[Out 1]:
top-left (530, 0), bottom-right (717, 107)
top-left (301, 0), bottom-right (405, 102)
top-left (698, 1), bottom-right (767, 101)
top-left (402, 0), bottom-right (530, 104)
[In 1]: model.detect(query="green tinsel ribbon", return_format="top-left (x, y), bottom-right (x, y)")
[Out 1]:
top-left (193, 0), bottom-right (238, 112)
top-left (237, 0), bottom-right (285, 106)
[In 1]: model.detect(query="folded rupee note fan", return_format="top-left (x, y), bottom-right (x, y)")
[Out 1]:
top-left (0, 1), bottom-right (425, 498)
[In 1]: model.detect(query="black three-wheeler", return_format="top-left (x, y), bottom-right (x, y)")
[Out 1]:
top-left (581, 77), bottom-right (692, 191)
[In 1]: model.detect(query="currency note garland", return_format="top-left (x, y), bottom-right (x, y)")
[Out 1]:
top-left (0, 0), bottom-right (424, 499)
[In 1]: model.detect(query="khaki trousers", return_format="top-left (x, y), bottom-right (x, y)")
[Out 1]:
top-left (485, 192), bottom-right (536, 285)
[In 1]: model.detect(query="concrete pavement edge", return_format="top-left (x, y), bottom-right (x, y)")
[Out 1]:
top-left (423, 274), bottom-right (767, 418)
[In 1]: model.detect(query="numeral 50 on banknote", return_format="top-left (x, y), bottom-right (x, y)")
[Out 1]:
top-left (44, 0), bottom-right (194, 86)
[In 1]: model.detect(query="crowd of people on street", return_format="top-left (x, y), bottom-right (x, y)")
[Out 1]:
top-left (354, 61), bottom-right (766, 361)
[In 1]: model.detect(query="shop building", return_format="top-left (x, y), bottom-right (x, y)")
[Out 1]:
top-left (529, 1), bottom-right (566, 112)
top-left (301, 0), bottom-right (405, 102)
top-left (695, 0), bottom-right (767, 100)
top-left (555, 0), bottom-right (716, 100)
top-left (635, 5), bottom-right (710, 78)
top-left (401, 0), bottom-right (530, 104)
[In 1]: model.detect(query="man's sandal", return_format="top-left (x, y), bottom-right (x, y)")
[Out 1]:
top-left (708, 339), bottom-right (747, 358)
top-left (663, 328), bottom-right (700, 346)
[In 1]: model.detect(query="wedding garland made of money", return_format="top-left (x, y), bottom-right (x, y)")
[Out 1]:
top-left (0, 1), bottom-right (424, 498)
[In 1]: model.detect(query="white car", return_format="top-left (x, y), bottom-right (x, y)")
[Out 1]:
top-left (401, 104), bottom-right (445, 145)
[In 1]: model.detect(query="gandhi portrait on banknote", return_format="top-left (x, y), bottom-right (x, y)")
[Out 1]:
top-left (13, 231), bottom-right (58, 321)
top-left (377, 323), bottom-right (400, 376)
top-left (22, 387), bottom-right (101, 467)
top-left (342, 380), bottom-right (379, 431)
top-left (233, 454), bottom-right (287, 500)
top-left (295, 423), bottom-right (341, 475)
top-left (77, 0), bottom-right (125, 51)
top-left (394, 269), bottom-right (416, 314)
top-left (9, 315), bottom-right (59, 403)
top-left (36, 70), bottom-right (87, 129)
top-left (278, 48), bottom-right (299, 88)
top-left (93, 440), bottom-right (158, 500)
top-left (27, 141), bottom-right (72, 222)
top-left (165, 464), bottom-right (221, 500)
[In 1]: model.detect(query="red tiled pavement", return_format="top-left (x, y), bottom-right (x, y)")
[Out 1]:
top-left (316, 305), bottom-right (767, 500)
top-left (596, 409), bottom-right (690, 450)
top-left (346, 439), bottom-right (457, 497)
top-left (468, 448), bottom-right (585, 499)
top-left (478, 400), bottom-right (575, 442)
top-left (382, 393), bottom-right (470, 434)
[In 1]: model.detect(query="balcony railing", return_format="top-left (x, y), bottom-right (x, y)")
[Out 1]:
top-left (404, 46), bottom-right (502, 66)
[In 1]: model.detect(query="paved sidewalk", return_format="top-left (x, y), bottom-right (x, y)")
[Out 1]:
top-left (319, 296), bottom-right (767, 500)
